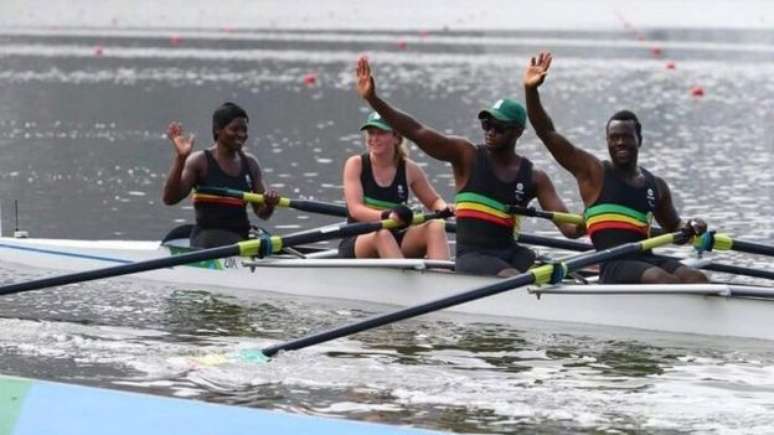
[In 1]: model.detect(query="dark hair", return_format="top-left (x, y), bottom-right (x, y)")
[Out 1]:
top-left (606, 110), bottom-right (642, 144)
top-left (212, 102), bottom-right (249, 140)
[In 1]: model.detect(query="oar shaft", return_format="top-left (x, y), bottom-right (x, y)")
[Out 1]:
top-left (261, 233), bottom-right (679, 357)
top-left (507, 206), bottom-right (584, 225)
top-left (724, 239), bottom-right (774, 257)
top-left (196, 186), bottom-right (348, 218)
top-left (263, 272), bottom-right (537, 357)
top-left (0, 245), bottom-right (240, 296)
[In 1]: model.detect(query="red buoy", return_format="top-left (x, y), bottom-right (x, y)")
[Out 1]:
top-left (650, 47), bottom-right (662, 57)
top-left (397, 40), bottom-right (408, 49)
top-left (94, 45), bottom-right (104, 57)
top-left (170, 35), bottom-right (182, 46)
top-left (690, 86), bottom-right (705, 97)
top-left (303, 73), bottom-right (317, 86)
top-left (665, 61), bottom-right (676, 70)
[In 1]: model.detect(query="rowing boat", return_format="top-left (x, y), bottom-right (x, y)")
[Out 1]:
top-left (0, 375), bottom-right (437, 435)
top-left (0, 234), bottom-right (772, 341)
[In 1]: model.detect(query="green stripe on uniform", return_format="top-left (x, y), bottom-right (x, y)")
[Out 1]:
top-left (584, 203), bottom-right (649, 223)
top-left (454, 192), bottom-right (508, 212)
top-left (364, 197), bottom-right (400, 210)
top-left (0, 377), bottom-right (32, 435)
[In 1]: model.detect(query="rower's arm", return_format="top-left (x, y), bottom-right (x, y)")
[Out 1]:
top-left (343, 155), bottom-right (384, 222)
top-left (355, 55), bottom-right (475, 183)
top-left (523, 52), bottom-right (602, 204)
top-left (533, 169), bottom-right (585, 239)
top-left (653, 176), bottom-right (681, 232)
top-left (247, 155), bottom-right (276, 220)
top-left (406, 160), bottom-right (448, 211)
top-left (162, 152), bottom-right (201, 205)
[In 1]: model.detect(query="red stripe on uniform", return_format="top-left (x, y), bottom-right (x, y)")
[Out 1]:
top-left (588, 221), bottom-right (649, 237)
top-left (456, 210), bottom-right (513, 227)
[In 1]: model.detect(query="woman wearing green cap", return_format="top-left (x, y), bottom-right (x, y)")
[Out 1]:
top-left (339, 112), bottom-right (452, 260)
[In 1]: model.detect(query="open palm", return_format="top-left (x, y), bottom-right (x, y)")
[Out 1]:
top-left (524, 51), bottom-right (552, 88)
top-left (166, 121), bottom-right (195, 157)
top-left (355, 55), bottom-right (375, 99)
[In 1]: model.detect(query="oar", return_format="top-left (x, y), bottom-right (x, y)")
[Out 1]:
top-left (0, 210), bottom-right (451, 297)
top-left (515, 231), bottom-right (774, 282)
top-left (693, 231), bottom-right (774, 258)
top-left (259, 231), bottom-right (683, 358)
top-left (195, 186), bottom-right (347, 218)
top-left (508, 206), bottom-right (585, 225)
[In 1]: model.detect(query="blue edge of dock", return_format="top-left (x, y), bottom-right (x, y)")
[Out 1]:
top-left (0, 375), bottom-right (440, 435)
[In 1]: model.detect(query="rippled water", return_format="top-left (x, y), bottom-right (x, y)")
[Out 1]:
top-left (1, 2), bottom-right (774, 433)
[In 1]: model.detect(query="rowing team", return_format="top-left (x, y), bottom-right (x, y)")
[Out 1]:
top-left (162, 51), bottom-right (709, 285)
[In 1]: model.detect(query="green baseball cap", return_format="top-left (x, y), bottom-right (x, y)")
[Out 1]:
top-left (478, 98), bottom-right (526, 127)
top-left (360, 112), bottom-right (393, 132)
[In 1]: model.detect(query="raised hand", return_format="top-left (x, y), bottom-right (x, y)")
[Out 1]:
top-left (355, 55), bottom-right (376, 100)
top-left (166, 121), bottom-right (195, 158)
top-left (523, 51), bottom-right (553, 89)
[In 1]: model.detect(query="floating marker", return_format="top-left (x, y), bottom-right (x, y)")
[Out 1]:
top-left (397, 40), bottom-right (408, 49)
top-left (665, 61), bottom-right (676, 69)
top-left (94, 45), bottom-right (104, 56)
top-left (690, 86), bottom-right (705, 97)
top-left (170, 35), bottom-right (182, 46)
top-left (650, 47), bottom-right (662, 57)
top-left (303, 72), bottom-right (317, 86)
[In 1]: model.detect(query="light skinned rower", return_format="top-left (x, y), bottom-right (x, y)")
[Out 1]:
top-left (339, 112), bottom-right (451, 260)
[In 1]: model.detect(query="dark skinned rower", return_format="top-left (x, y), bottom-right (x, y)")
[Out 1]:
top-left (523, 51), bottom-right (709, 284)
top-left (163, 102), bottom-right (280, 248)
top-left (355, 55), bottom-right (585, 277)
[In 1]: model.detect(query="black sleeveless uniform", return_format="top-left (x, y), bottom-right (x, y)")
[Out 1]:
top-left (190, 150), bottom-right (253, 248)
top-left (454, 146), bottom-right (537, 275)
top-left (584, 161), bottom-right (682, 283)
top-left (338, 154), bottom-right (409, 258)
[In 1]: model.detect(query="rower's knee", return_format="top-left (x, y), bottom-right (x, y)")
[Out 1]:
top-left (640, 267), bottom-right (680, 284)
top-left (676, 267), bottom-right (709, 283)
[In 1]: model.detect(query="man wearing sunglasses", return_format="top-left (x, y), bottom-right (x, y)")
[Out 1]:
top-left (355, 56), bottom-right (584, 277)
top-left (524, 51), bottom-right (709, 284)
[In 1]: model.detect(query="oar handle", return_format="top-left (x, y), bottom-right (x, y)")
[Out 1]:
top-left (196, 186), bottom-right (348, 217)
top-left (507, 206), bottom-right (584, 225)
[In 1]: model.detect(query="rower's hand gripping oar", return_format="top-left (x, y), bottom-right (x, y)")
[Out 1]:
top-left (196, 186), bottom-right (348, 218)
top-left (258, 231), bottom-right (685, 359)
top-left (0, 209), bottom-right (452, 297)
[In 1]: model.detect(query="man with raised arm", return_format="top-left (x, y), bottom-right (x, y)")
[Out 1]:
top-left (523, 51), bottom-right (708, 284)
top-left (355, 56), bottom-right (584, 277)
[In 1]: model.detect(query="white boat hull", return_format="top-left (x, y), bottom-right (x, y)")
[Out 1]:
top-left (0, 236), bottom-right (772, 341)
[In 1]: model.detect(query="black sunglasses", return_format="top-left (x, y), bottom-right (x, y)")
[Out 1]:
top-left (480, 119), bottom-right (514, 134)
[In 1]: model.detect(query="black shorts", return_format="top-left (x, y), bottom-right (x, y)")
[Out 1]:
top-left (600, 254), bottom-right (683, 283)
top-left (190, 226), bottom-right (247, 249)
top-left (455, 244), bottom-right (536, 276)
top-left (337, 230), bottom-right (407, 258)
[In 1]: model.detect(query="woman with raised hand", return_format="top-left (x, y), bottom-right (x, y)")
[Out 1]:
top-left (339, 112), bottom-right (451, 260)
top-left (163, 102), bottom-right (280, 248)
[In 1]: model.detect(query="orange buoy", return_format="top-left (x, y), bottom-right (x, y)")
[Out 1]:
top-left (690, 86), bottom-right (705, 97)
